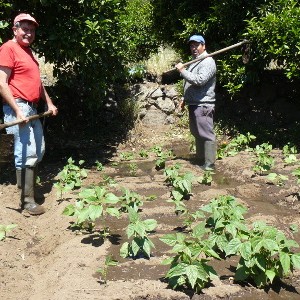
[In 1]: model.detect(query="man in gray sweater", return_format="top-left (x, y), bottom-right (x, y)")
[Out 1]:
top-left (176, 35), bottom-right (217, 170)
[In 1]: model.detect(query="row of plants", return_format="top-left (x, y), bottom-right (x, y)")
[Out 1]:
top-left (52, 135), bottom-right (300, 293)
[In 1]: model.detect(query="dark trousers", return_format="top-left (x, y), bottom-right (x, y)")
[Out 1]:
top-left (188, 105), bottom-right (215, 142)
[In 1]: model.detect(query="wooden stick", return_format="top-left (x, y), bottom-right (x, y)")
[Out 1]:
top-left (0, 110), bottom-right (53, 131)
top-left (162, 40), bottom-right (250, 76)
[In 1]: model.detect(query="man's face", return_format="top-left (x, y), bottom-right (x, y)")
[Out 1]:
top-left (13, 21), bottom-right (36, 47)
top-left (189, 41), bottom-right (206, 58)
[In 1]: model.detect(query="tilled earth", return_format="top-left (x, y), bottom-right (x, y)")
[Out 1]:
top-left (1, 124), bottom-right (300, 300)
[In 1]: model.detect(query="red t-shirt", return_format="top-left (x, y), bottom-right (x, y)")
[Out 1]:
top-left (0, 40), bottom-right (42, 102)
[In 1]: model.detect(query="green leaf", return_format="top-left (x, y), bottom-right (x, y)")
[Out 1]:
top-left (160, 234), bottom-right (178, 246)
top-left (0, 232), bottom-right (5, 241)
top-left (161, 257), bottom-right (174, 265)
top-left (132, 238), bottom-right (141, 256)
top-left (291, 253), bottom-right (300, 269)
top-left (225, 238), bottom-right (241, 256)
top-left (143, 219), bottom-right (157, 232)
top-left (265, 269), bottom-right (276, 283)
top-left (280, 252), bottom-right (291, 275)
top-left (88, 205), bottom-right (103, 221)
top-left (62, 204), bottom-right (76, 216)
top-left (235, 264), bottom-right (249, 281)
top-left (106, 207), bottom-right (120, 218)
top-left (120, 242), bottom-right (129, 258)
top-left (105, 193), bottom-right (120, 204)
top-left (185, 265), bottom-right (199, 288)
top-left (135, 222), bottom-right (146, 237)
top-left (143, 238), bottom-right (151, 258)
top-left (192, 222), bottom-right (206, 238)
top-left (239, 241), bottom-right (252, 260)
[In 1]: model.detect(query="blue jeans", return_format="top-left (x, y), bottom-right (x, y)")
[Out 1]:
top-left (3, 101), bottom-right (45, 169)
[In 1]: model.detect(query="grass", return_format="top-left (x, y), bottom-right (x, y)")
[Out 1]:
top-left (144, 45), bottom-right (181, 78)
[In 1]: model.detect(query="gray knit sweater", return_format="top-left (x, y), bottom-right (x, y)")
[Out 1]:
top-left (181, 51), bottom-right (216, 106)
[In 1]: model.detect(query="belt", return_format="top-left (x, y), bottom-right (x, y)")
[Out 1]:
top-left (15, 99), bottom-right (38, 108)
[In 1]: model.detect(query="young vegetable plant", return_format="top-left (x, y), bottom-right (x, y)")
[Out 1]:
top-left (292, 167), bottom-right (300, 182)
top-left (119, 151), bottom-right (135, 161)
top-left (54, 157), bottom-right (88, 199)
top-left (119, 187), bottom-right (143, 212)
top-left (164, 163), bottom-right (181, 185)
top-left (201, 195), bottom-right (248, 255)
top-left (152, 145), bottom-right (175, 170)
top-left (282, 143), bottom-right (298, 165)
top-left (139, 149), bottom-right (149, 158)
top-left (198, 170), bottom-right (214, 185)
top-left (251, 144), bottom-right (274, 175)
top-left (62, 186), bottom-right (120, 235)
top-left (160, 222), bottom-right (219, 293)
top-left (228, 221), bottom-right (300, 288)
top-left (0, 224), bottom-right (17, 241)
top-left (128, 162), bottom-right (138, 176)
top-left (217, 132), bottom-right (256, 159)
top-left (96, 255), bottom-right (118, 284)
top-left (120, 208), bottom-right (157, 259)
top-left (267, 173), bottom-right (288, 186)
top-left (95, 160), bottom-right (105, 171)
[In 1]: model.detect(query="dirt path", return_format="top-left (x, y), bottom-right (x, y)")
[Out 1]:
top-left (1, 124), bottom-right (300, 300)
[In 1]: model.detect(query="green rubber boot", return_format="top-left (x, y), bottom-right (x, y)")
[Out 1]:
top-left (200, 141), bottom-right (216, 171)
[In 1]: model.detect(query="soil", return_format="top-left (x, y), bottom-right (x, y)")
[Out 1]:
top-left (1, 122), bottom-right (300, 300)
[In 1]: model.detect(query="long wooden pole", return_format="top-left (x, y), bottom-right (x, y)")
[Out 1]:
top-left (0, 110), bottom-right (53, 131)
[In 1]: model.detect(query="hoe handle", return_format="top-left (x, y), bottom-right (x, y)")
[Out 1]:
top-left (0, 110), bottom-right (53, 131)
top-left (163, 40), bottom-right (250, 75)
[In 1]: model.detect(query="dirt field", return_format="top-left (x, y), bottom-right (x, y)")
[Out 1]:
top-left (1, 123), bottom-right (300, 300)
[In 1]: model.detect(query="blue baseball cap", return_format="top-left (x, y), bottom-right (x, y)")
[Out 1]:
top-left (188, 35), bottom-right (205, 44)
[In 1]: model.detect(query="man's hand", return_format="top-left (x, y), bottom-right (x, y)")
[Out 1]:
top-left (47, 103), bottom-right (58, 116)
top-left (175, 63), bottom-right (185, 73)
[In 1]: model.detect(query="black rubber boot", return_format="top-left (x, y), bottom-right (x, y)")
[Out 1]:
top-left (200, 141), bottom-right (216, 171)
top-left (21, 167), bottom-right (46, 215)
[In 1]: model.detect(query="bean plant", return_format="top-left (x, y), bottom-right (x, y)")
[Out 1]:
top-left (201, 195), bottom-right (249, 256)
top-left (217, 132), bottom-right (256, 159)
top-left (160, 222), bottom-right (219, 293)
top-left (120, 208), bottom-right (157, 259)
top-left (228, 221), bottom-right (300, 288)
top-left (62, 186), bottom-right (120, 234)
top-left (54, 157), bottom-right (88, 199)
top-left (119, 187), bottom-right (143, 212)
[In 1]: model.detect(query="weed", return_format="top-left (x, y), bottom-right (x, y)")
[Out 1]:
top-left (0, 224), bottom-right (17, 241)
top-left (96, 255), bottom-right (118, 284)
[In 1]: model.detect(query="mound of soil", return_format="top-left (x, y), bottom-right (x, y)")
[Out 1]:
top-left (1, 123), bottom-right (300, 300)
